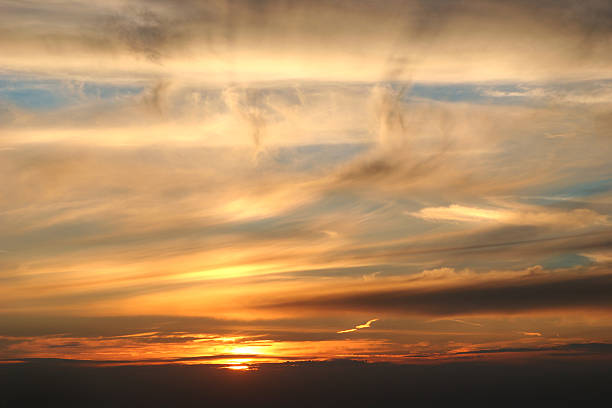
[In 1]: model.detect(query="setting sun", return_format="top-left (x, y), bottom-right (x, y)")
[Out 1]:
top-left (222, 365), bottom-right (254, 371)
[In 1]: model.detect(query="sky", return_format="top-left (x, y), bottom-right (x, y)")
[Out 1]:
top-left (1, 0), bottom-right (612, 369)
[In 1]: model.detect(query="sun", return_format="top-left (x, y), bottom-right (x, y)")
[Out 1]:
top-left (222, 365), bottom-right (251, 371)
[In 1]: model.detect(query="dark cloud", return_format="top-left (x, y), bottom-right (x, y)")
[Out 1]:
top-left (267, 270), bottom-right (612, 316)
top-left (47, 342), bottom-right (83, 349)
top-left (106, 8), bottom-right (168, 62)
top-left (453, 342), bottom-right (612, 356)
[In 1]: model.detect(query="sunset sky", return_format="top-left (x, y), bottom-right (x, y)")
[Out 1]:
top-left (1, 0), bottom-right (612, 369)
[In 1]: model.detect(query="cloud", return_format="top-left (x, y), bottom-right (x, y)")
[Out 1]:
top-left (1, 0), bottom-right (612, 365)
top-left (141, 80), bottom-right (171, 114)
top-left (267, 267), bottom-right (612, 316)
top-left (451, 342), bottom-right (612, 356)
top-left (337, 318), bottom-right (379, 334)
top-left (411, 205), bottom-right (509, 223)
top-left (105, 7), bottom-right (168, 62)
top-left (482, 81), bottom-right (612, 105)
top-left (2, 0), bottom-right (612, 82)
top-left (222, 87), bottom-right (268, 156)
top-left (410, 204), bottom-right (609, 228)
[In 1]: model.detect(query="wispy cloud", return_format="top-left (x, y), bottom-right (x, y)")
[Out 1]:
top-left (521, 332), bottom-right (543, 337)
top-left (410, 204), bottom-right (609, 227)
top-left (1, 0), bottom-right (611, 364)
top-left (337, 319), bottom-right (379, 334)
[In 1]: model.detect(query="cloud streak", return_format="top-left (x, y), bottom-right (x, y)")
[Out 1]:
top-left (268, 268), bottom-right (612, 317)
top-left (337, 319), bottom-right (379, 334)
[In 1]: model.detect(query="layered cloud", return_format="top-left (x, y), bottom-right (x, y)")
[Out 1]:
top-left (2, 0), bottom-right (612, 82)
top-left (410, 204), bottom-right (609, 227)
top-left (265, 266), bottom-right (612, 317)
top-left (1, 0), bottom-right (611, 365)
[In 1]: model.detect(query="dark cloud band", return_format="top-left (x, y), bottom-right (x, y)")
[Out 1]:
top-left (269, 270), bottom-right (612, 316)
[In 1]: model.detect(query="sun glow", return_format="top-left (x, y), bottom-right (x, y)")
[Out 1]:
top-left (221, 365), bottom-right (253, 371)
top-left (219, 357), bottom-right (257, 371)
top-left (228, 346), bottom-right (264, 355)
